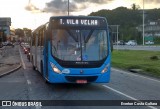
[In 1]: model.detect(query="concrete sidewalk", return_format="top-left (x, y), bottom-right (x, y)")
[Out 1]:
top-left (0, 45), bottom-right (21, 77)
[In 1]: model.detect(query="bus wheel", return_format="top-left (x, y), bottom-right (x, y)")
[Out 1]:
top-left (45, 79), bottom-right (51, 84)
top-left (32, 56), bottom-right (36, 70)
top-left (33, 66), bottom-right (36, 70)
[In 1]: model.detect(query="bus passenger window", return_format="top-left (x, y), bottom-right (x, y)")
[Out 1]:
top-left (32, 34), bottom-right (36, 46)
top-left (41, 30), bottom-right (44, 46)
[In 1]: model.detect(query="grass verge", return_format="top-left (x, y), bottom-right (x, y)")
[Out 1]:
top-left (111, 50), bottom-right (160, 77)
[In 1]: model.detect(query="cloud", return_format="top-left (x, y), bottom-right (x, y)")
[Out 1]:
top-left (44, 0), bottom-right (76, 15)
top-left (25, 0), bottom-right (43, 13)
top-left (25, 0), bottom-right (160, 14)
top-left (43, 0), bottom-right (114, 15)
top-left (25, 4), bottom-right (40, 12)
top-left (73, 0), bottom-right (112, 4)
top-left (145, 0), bottom-right (160, 3)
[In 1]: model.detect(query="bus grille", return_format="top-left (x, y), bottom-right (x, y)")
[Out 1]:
top-left (65, 76), bottom-right (98, 83)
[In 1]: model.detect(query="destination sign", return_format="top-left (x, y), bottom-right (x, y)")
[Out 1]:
top-left (59, 19), bottom-right (99, 26)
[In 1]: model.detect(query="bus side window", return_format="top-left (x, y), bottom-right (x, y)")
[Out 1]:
top-left (38, 31), bottom-right (41, 46)
top-left (41, 29), bottom-right (44, 46)
top-left (32, 34), bottom-right (35, 46)
top-left (108, 27), bottom-right (113, 52)
top-left (40, 30), bottom-right (42, 46)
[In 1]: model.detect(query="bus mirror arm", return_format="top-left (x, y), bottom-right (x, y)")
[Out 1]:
top-left (85, 30), bottom-right (94, 43)
top-left (108, 26), bottom-right (113, 52)
top-left (66, 29), bottom-right (78, 42)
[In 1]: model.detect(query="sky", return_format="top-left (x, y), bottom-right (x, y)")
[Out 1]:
top-left (0, 0), bottom-right (160, 30)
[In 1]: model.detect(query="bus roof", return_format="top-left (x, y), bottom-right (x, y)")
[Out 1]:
top-left (32, 24), bottom-right (45, 34)
top-left (32, 22), bottom-right (49, 34)
top-left (50, 16), bottom-right (107, 20)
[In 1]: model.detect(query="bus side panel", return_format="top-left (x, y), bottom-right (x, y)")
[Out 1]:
top-left (42, 42), bottom-right (47, 78)
top-left (31, 46), bottom-right (36, 67)
top-left (34, 33), bottom-right (38, 70)
top-left (30, 34), bottom-right (37, 69)
top-left (42, 33), bottom-right (49, 80)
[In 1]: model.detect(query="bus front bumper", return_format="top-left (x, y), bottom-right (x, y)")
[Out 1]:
top-left (48, 70), bottom-right (110, 83)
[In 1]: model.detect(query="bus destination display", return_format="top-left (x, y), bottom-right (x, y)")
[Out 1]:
top-left (59, 19), bottom-right (99, 26)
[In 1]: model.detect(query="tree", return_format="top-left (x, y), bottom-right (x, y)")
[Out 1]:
top-left (89, 6), bottom-right (160, 43)
top-left (15, 28), bottom-right (24, 37)
top-left (131, 3), bottom-right (140, 11)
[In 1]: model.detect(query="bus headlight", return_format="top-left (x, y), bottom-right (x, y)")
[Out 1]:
top-left (50, 62), bottom-right (61, 74)
top-left (101, 64), bottom-right (110, 73)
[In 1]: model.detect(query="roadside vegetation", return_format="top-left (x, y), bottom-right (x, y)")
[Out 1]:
top-left (111, 50), bottom-right (160, 77)
top-left (89, 5), bottom-right (160, 44)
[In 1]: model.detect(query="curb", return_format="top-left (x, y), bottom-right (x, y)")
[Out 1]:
top-left (0, 63), bottom-right (22, 78)
top-left (112, 67), bottom-right (160, 79)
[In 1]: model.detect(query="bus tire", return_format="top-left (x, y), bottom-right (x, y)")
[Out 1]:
top-left (45, 79), bottom-right (51, 84)
top-left (32, 56), bottom-right (36, 70)
top-left (33, 65), bottom-right (36, 70)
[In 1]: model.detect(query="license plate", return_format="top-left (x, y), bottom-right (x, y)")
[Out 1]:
top-left (76, 80), bottom-right (87, 84)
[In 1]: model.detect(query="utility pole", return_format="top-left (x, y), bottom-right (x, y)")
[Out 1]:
top-left (109, 25), bottom-right (119, 50)
top-left (68, 0), bottom-right (69, 16)
top-left (116, 25), bottom-right (119, 50)
top-left (142, 0), bottom-right (145, 45)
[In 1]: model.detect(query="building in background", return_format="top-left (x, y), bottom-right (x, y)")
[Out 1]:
top-left (0, 17), bottom-right (11, 46)
top-left (10, 27), bottom-right (18, 42)
top-left (137, 19), bottom-right (160, 43)
top-left (23, 28), bottom-right (32, 44)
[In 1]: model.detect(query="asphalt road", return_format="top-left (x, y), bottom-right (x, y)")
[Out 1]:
top-left (113, 45), bottom-right (160, 51)
top-left (0, 46), bottom-right (160, 109)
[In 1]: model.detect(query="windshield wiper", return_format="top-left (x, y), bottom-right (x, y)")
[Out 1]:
top-left (66, 29), bottom-right (78, 42)
top-left (84, 30), bottom-right (94, 43)
top-left (66, 29), bottom-right (94, 43)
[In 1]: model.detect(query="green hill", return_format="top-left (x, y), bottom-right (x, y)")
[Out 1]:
top-left (89, 7), bottom-right (160, 44)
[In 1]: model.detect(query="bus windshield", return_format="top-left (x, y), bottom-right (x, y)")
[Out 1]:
top-left (51, 29), bottom-right (108, 61)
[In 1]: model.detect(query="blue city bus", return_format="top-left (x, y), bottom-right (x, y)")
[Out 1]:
top-left (31, 16), bottom-right (111, 84)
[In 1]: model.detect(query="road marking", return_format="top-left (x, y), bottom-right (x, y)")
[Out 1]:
top-left (112, 68), bottom-right (160, 83)
top-left (103, 85), bottom-right (157, 109)
top-left (19, 47), bottom-right (26, 69)
top-left (29, 87), bottom-right (32, 91)
top-left (36, 106), bottom-right (42, 109)
top-left (27, 80), bottom-right (31, 85)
